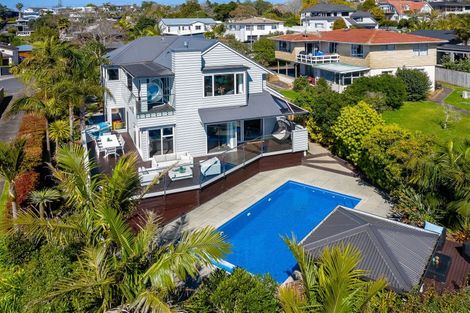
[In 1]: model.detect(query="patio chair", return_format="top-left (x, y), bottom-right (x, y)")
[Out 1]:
top-left (117, 134), bottom-right (126, 153)
top-left (104, 147), bottom-right (118, 159)
top-left (200, 157), bottom-right (221, 176)
top-left (95, 139), bottom-right (106, 158)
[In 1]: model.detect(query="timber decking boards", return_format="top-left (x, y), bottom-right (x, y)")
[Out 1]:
top-left (424, 240), bottom-right (470, 292)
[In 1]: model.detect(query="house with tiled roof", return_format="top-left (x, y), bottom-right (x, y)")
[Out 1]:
top-left (273, 29), bottom-right (445, 92)
top-left (378, 0), bottom-right (433, 20)
top-left (300, 4), bottom-right (378, 32)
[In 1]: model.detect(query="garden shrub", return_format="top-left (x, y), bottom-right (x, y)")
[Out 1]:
top-left (396, 67), bottom-right (432, 101)
top-left (185, 268), bottom-right (280, 313)
top-left (14, 171), bottom-right (40, 207)
top-left (331, 101), bottom-right (384, 165)
top-left (359, 124), bottom-right (433, 192)
top-left (17, 114), bottom-right (45, 170)
top-left (344, 74), bottom-right (407, 110)
top-left (293, 76), bottom-right (309, 91)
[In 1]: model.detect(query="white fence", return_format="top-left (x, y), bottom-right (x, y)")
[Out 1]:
top-left (436, 67), bottom-right (470, 88)
top-left (297, 53), bottom-right (340, 65)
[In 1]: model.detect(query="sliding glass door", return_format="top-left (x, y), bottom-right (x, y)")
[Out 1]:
top-left (207, 123), bottom-right (236, 153)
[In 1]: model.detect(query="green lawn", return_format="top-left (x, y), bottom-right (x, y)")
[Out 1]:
top-left (442, 84), bottom-right (470, 111)
top-left (0, 181), bottom-right (9, 219)
top-left (279, 89), bottom-right (301, 101)
top-left (382, 101), bottom-right (470, 147)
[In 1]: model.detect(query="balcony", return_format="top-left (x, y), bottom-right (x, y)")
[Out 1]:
top-left (297, 53), bottom-right (340, 65)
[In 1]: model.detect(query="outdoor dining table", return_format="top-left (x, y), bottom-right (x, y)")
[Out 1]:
top-left (100, 134), bottom-right (120, 149)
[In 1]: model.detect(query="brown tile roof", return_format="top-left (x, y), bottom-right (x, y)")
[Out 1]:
top-left (272, 29), bottom-right (447, 45)
top-left (384, 0), bottom-right (429, 15)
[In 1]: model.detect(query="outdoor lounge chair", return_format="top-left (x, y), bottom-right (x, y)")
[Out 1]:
top-left (271, 119), bottom-right (292, 142)
top-left (200, 157), bottom-right (222, 177)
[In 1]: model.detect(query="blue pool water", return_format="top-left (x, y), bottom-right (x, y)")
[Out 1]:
top-left (218, 181), bottom-right (361, 283)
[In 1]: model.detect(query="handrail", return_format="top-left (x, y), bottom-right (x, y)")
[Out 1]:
top-left (296, 53), bottom-right (340, 65)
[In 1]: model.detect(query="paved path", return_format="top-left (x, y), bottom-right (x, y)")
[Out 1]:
top-left (431, 86), bottom-right (470, 116)
top-left (173, 143), bottom-right (391, 231)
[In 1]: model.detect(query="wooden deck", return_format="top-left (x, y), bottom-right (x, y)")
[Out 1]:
top-left (424, 240), bottom-right (470, 292)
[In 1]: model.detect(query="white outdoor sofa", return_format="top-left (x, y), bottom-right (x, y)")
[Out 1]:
top-left (152, 152), bottom-right (193, 170)
top-left (138, 167), bottom-right (162, 186)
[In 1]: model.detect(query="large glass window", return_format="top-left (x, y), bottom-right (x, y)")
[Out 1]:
top-left (107, 68), bottom-right (119, 80)
top-left (204, 73), bottom-right (244, 97)
top-left (257, 25), bottom-right (265, 30)
top-left (329, 42), bottom-right (337, 54)
top-left (413, 44), bottom-right (428, 56)
top-left (149, 127), bottom-right (174, 157)
top-left (207, 123), bottom-right (236, 153)
top-left (111, 108), bottom-right (126, 130)
top-left (244, 119), bottom-right (262, 141)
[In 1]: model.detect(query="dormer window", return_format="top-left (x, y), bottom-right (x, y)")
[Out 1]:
top-left (107, 68), bottom-right (119, 80)
top-left (204, 73), bottom-right (245, 97)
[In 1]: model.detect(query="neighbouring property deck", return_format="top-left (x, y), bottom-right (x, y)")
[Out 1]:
top-left (424, 240), bottom-right (470, 292)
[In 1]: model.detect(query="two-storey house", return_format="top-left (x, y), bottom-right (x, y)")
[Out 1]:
top-left (159, 18), bottom-right (219, 36)
top-left (300, 4), bottom-right (378, 32)
top-left (225, 17), bottom-right (285, 42)
top-left (378, 0), bottom-right (433, 21)
top-left (273, 29), bottom-right (445, 92)
top-left (429, 1), bottom-right (470, 15)
top-left (101, 36), bottom-right (308, 178)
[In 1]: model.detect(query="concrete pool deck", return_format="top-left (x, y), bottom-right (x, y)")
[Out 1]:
top-left (174, 146), bottom-right (391, 231)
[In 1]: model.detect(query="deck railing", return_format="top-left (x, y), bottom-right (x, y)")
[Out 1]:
top-left (296, 53), bottom-right (340, 65)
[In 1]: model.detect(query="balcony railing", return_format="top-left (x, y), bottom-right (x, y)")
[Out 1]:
top-left (297, 53), bottom-right (340, 65)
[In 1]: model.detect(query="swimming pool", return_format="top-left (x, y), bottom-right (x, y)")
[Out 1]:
top-left (218, 181), bottom-right (361, 283)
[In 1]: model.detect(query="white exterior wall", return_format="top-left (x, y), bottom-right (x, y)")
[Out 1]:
top-left (368, 65), bottom-right (436, 90)
top-left (203, 43), bottom-right (266, 95)
top-left (172, 50), bottom-right (207, 157)
top-left (225, 23), bottom-right (285, 42)
top-left (160, 21), bottom-right (214, 36)
top-left (0, 47), bottom-right (19, 65)
top-left (301, 19), bottom-right (335, 31)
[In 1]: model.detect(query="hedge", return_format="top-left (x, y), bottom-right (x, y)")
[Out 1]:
top-left (17, 114), bottom-right (45, 171)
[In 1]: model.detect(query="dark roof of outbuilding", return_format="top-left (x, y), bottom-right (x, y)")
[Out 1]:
top-left (409, 30), bottom-right (459, 44)
top-left (438, 44), bottom-right (470, 53)
top-left (198, 91), bottom-right (307, 124)
top-left (303, 4), bottom-right (355, 13)
top-left (302, 207), bottom-right (439, 292)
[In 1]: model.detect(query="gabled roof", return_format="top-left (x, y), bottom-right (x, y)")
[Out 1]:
top-left (106, 36), bottom-right (218, 72)
top-left (272, 29), bottom-right (447, 45)
top-left (409, 30), bottom-right (459, 44)
top-left (303, 4), bottom-right (355, 13)
top-left (381, 0), bottom-right (430, 15)
top-left (160, 18), bottom-right (217, 26)
top-left (351, 10), bottom-right (374, 18)
top-left (228, 17), bottom-right (283, 24)
top-left (302, 207), bottom-right (439, 292)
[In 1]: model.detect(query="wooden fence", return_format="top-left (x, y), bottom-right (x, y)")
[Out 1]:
top-left (436, 67), bottom-right (470, 88)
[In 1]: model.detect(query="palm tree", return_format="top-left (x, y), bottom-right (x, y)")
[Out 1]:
top-left (0, 139), bottom-right (26, 219)
top-left (29, 188), bottom-right (61, 219)
top-left (48, 120), bottom-right (70, 151)
top-left (3, 145), bottom-right (230, 311)
top-left (15, 3), bottom-right (23, 18)
top-left (279, 238), bottom-right (386, 313)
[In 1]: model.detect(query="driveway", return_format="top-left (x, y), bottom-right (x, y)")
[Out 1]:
top-left (0, 76), bottom-right (24, 95)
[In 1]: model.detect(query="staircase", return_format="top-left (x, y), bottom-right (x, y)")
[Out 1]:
top-left (302, 149), bottom-right (357, 178)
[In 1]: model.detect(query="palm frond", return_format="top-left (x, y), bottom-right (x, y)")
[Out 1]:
top-left (278, 285), bottom-right (309, 313)
top-left (131, 289), bottom-right (173, 313)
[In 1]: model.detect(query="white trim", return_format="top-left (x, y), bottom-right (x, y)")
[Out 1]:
top-left (202, 41), bottom-right (274, 75)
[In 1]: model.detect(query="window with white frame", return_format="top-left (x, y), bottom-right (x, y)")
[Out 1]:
top-left (413, 44), bottom-right (428, 56)
top-left (148, 127), bottom-right (174, 157)
top-left (272, 24), bottom-right (277, 30)
top-left (257, 25), bottom-right (265, 30)
top-left (351, 44), bottom-right (364, 57)
top-left (329, 42), bottom-right (337, 53)
top-left (107, 68), bottom-right (119, 80)
top-left (204, 73), bottom-right (245, 97)
top-left (246, 25), bottom-right (253, 31)
top-left (195, 25), bottom-right (201, 30)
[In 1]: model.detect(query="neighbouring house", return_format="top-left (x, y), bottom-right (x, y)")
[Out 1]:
top-left (16, 44), bottom-right (33, 59)
top-left (429, 1), bottom-right (470, 15)
top-left (225, 17), bottom-right (285, 42)
top-left (410, 30), bottom-right (468, 64)
top-left (300, 4), bottom-right (378, 32)
top-left (272, 29), bottom-right (445, 92)
top-left (378, 0), bottom-right (433, 21)
top-left (0, 43), bottom-right (19, 66)
top-left (14, 17), bottom-right (33, 37)
top-left (97, 36), bottom-right (308, 210)
top-left (159, 18), bottom-right (219, 36)
top-left (301, 207), bottom-right (440, 292)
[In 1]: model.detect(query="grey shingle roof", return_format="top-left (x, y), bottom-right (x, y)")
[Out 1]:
top-left (160, 18), bottom-right (217, 26)
top-left (106, 36), bottom-right (218, 75)
top-left (198, 91), bottom-right (307, 124)
top-left (302, 207), bottom-right (439, 292)
top-left (303, 4), bottom-right (355, 13)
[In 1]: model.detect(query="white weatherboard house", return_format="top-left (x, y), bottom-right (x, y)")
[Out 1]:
top-left (159, 18), bottom-right (219, 36)
top-left (102, 36), bottom-right (308, 172)
top-left (225, 17), bottom-right (285, 42)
